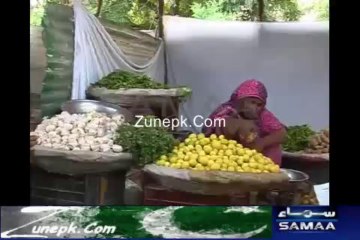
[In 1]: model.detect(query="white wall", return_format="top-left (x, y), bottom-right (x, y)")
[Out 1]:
top-left (164, 17), bottom-right (329, 131)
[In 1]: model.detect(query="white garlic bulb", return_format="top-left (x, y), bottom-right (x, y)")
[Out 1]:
top-left (90, 144), bottom-right (100, 152)
top-left (80, 144), bottom-right (91, 151)
top-left (112, 145), bottom-right (123, 153)
top-left (30, 110), bottom-right (125, 153)
top-left (100, 144), bottom-right (111, 152)
top-left (45, 125), bottom-right (56, 132)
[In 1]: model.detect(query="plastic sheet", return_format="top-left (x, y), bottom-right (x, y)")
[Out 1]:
top-left (143, 164), bottom-right (290, 195)
top-left (282, 151), bottom-right (329, 161)
top-left (72, 0), bottom-right (164, 99)
top-left (32, 146), bottom-right (134, 175)
top-left (33, 145), bottom-right (132, 163)
top-left (314, 183), bottom-right (330, 205)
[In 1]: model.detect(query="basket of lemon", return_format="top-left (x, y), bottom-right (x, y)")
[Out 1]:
top-left (144, 133), bottom-right (290, 196)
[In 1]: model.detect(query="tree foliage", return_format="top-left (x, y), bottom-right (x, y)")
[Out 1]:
top-left (30, 0), bottom-right (328, 28)
top-left (313, 0), bottom-right (329, 21)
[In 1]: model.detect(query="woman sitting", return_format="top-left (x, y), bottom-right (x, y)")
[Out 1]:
top-left (202, 79), bottom-right (287, 165)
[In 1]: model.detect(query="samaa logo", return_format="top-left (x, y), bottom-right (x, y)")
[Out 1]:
top-left (277, 207), bottom-right (337, 231)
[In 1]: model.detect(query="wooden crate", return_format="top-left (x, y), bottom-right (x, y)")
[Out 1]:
top-left (31, 166), bottom-right (126, 205)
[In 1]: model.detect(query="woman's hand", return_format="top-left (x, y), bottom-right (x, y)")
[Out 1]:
top-left (247, 138), bottom-right (265, 153)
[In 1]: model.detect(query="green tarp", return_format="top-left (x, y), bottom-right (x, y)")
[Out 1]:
top-left (41, 3), bottom-right (74, 117)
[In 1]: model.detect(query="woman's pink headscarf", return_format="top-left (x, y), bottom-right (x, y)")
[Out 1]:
top-left (204, 79), bottom-right (283, 137)
top-left (203, 79), bottom-right (284, 165)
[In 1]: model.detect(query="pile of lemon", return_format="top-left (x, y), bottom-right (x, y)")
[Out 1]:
top-left (156, 133), bottom-right (280, 173)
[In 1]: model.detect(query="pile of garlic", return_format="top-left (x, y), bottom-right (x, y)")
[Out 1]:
top-left (30, 111), bottom-right (125, 153)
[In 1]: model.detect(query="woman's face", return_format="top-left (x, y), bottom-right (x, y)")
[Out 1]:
top-left (236, 97), bottom-right (264, 119)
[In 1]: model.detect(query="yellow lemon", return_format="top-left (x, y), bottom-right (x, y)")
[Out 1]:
top-left (221, 163), bottom-right (228, 168)
top-left (156, 160), bottom-right (164, 165)
top-left (229, 155), bottom-right (237, 161)
top-left (169, 157), bottom-right (177, 163)
top-left (181, 162), bottom-right (190, 169)
top-left (229, 161), bottom-right (237, 167)
top-left (220, 139), bottom-right (229, 145)
top-left (191, 153), bottom-right (199, 158)
top-left (236, 166), bottom-right (244, 172)
top-left (174, 163), bottom-right (181, 168)
top-left (160, 155), bottom-right (168, 161)
top-left (221, 167), bottom-right (227, 171)
top-left (236, 143), bottom-right (243, 148)
top-left (243, 166), bottom-right (251, 172)
top-left (263, 170), bottom-right (270, 173)
top-left (218, 135), bottom-right (225, 140)
top-left (270, 165), bottom-right (280, 173)
top-left (218, 149), bottom-right (224, 156)
top-left (197, 133), bottom-right (206, 139)
top-left (179, 143), bottom-right (185, 148)
top-left (189, 159), bottom-right (197, 167)
top-left (209, 151), bottom-right (217, 156)
top-left (237, 148), bottom-right (245, 155)
top-left (210, 163), bottom-right (221, 170)
top-left (208, 160), bottom-right (215, 166)
top-left (257, 165), bottom-right (265, 171)
top-left (242, 155), bottom-right (250, 162)
top-left (242, 163), bottom-right (249, 168)
top-left (187, 145), bottom-right (194, 151)
top-left (225, 149), bottom-right (233, 156)
top-left (195, 144), bottom-right (202, 151)
top-left (164, 162), bottom-right (170, 167)
top-left (203, 145), bottom-right (212, 154)
top-left (236, 159), bottom-right (244, 166)
top-left (195, 163), bottom-right (203, 169)
top-left (249, 162), bottom-right (258, 169)
top-left (203, 138), bottom-right (211, 144)
top-left (199, 156), bottom-right (209, 166)
top-left (189, 133), bottom-right (197, 139)
top-left (228, 166), bottom-right (235, 172)
top-left (181, 146), bottom-right (189, 152)
top-left (211, 140), bottom-right (222, 150)
top-left (198, 151), bottom-right (206, 156)
top-left (229, 140), bottom-right (237, 145)
top-left (228, 144), bottom-right (236, 150)
top-left (210, 134), bottom-right (217, 140)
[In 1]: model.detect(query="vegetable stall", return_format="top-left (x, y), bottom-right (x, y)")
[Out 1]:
top-left (282, 125), bottom-right (329, 184)
top-left (29, 2), bottom-right (328, 206)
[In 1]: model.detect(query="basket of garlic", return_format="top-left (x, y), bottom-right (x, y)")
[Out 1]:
top-left (31, 110), bottom-right (134, 175)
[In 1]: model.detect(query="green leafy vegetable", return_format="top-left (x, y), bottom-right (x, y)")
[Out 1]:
top-left (93, 71), bottom-right (192, 98)
top-left (283, 125), bottom-right (315, 152)
top-left (115, 124), bottom-right (176, 166)
top-left (93, 71), bottom-right (168, 89)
